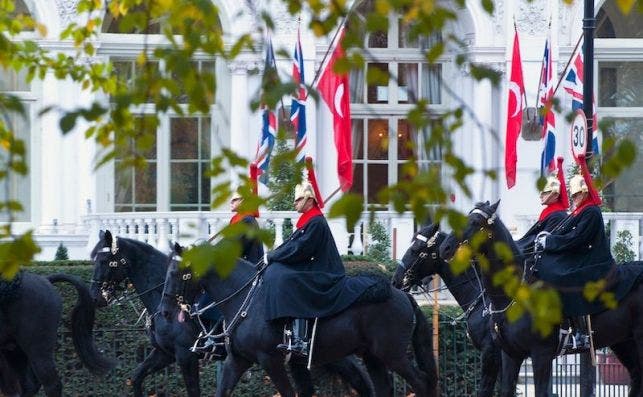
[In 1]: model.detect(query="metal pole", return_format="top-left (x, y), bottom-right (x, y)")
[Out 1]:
top-left (581, 2), bottom-right (596, 393)
top-left (583, 0), bottom-right (595, 162)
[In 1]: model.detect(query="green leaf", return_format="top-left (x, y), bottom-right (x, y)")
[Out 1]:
top-left (59, 112), bottom-right (79, 133)
top-left (328, 194), bottom-right (363, 232)
top-left (480, 0), bottom-right (494, 14)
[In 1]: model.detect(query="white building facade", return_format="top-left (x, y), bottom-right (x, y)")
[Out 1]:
top-left (2, 0), bottom-right (641, 260)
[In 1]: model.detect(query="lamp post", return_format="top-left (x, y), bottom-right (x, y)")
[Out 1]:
top-left (583, 0), bottom-right (595, 161)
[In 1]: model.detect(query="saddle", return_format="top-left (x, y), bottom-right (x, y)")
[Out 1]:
top-left (353, 275), bottom-right (391, 304)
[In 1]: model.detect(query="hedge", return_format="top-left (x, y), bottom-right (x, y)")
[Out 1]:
top-left (13, 262), bottom-right (482, 396)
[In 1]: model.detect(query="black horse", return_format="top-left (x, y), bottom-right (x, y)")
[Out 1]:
top-left (89, 230), bottom-right (375, 397)
top-left (163, 242), bottom-right (438, 397)
top-left (392, 223), bottom-right (523, 397)
top-left (439, 201), bottom-right (643, 397)
top-left (0, 272), bottom-right (114, 397)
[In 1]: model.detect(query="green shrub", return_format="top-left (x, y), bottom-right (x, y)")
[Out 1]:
top-left (613, 230), bottom-right (637, 263)
top-left (54, 243), bottom-right (69, 260)
top-left (23, 262), bottom-right (481, 396)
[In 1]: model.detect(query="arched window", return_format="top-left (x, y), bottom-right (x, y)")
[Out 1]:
top-left (348, 4), bottom-right (446, 209)
top-left (596, 0), bottom-right (643, 211)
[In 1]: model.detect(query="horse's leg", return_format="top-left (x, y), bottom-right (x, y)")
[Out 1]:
top-left (130, 348), bottom-right (174, 397)
top-left (257, 354), bottom-right (296, 397)
top-left (289, 362), bottom-right (315, 397)
top-left (0, 351), bottom-right (21, 397)
top-left (363, 354), bottom-right (393, 397)
top-left (215, 353), bottom-right (252, 397)
top-left (176, 349), bottom-right (201, 397)
top-left (387, 356), bottom-right (433, 397)
top-left (530, 353), bottom-right (553, 397)
top-left (322, 356), bottom-right (375, 397)
top-left (610, 341), bottom-right (641, 397)
top-left (477, 341), bottom-right (502, 397)
top-left (28, 356), bottom-right (62, 397)
top-left (498, 351), bottom-right (522, 397)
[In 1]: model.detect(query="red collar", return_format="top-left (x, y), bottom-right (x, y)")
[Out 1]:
top-left (230, 213), bottom-right (255, 225)
top-left (296, 206), bottom-right (323, 229)
top-left (571, 199), bottom-right (595, 217)
top-left (538, 202), bottom-right (567, 221)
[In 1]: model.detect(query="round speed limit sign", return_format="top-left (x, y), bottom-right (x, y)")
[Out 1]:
top-left (570, 110), bottom-right (588, 163)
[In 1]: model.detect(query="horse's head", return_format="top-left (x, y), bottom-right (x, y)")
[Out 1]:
top-left (440, 200), bottom-right (500, 261)
top-left (160, 242), bottom-right (201, 321)
top-left (90, 230), bottom-right (131, 307)
top-left (393, 223), bottom-right (444, 291)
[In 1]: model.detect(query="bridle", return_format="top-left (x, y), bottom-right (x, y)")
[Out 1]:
top-left (91, 237), bottom-right (163, 308)
top-left (166, 254), bottom-right (267, 339)
top-left (399, 230), bottom-right (440, 290)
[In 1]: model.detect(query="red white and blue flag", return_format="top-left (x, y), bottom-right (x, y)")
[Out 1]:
top-left (538, 31), bottom-right (556, 175)
top-left (562, 38), bottom-right (600, 155)
top-left (255, 35), bottom-right (277, 185)
top-left (290, 28), bottom-right (307, 162)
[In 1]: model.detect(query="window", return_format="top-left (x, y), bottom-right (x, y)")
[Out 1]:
top-left (596, 0), bottom-right (643, 211)
top-left (110, 58), bottom-right (216, 212)
top-left (348, 7), bottom-right (445, 208)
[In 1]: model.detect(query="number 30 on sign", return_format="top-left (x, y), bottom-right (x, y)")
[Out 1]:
top-left (570, 110), bottom-right (588, 165)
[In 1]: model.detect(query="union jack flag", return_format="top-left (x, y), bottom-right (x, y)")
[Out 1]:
top-left (538, 32), bottom-right (556, 175)
top-left (562, 39), bottom-right (600, 156)
top-left (255, 35), bottom-right (277, 185)
top-left (290, 28), bottom-right (307, 162)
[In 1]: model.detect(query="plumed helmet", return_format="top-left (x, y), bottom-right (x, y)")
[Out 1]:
top-left (569, 174), bottom-right (589, 196)
top-left (541, 176), bottom-right (560, 194)
top-left (294, 182), bottom-right (317, 202)
top-left (230, 187), bottom-right (242, 201)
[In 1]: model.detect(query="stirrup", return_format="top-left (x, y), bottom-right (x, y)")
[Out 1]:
top-left (276, 340), bottom-right (308, 357)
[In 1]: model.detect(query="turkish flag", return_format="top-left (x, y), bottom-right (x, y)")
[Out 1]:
top-left (504, 30), bottom-right (525, 189)
top-left (317, 27), bottom-right (353, 192)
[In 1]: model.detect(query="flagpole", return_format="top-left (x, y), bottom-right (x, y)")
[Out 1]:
top-left (551, 33), bottom-right (584, 98)
top-left (309, 0), bottom-right (365, 90)
top-left (513, 17), bottom-right (528, 109)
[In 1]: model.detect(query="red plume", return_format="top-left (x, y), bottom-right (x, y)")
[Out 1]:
top-left (250, 162), bottom-right (259, 195)
top-left (556, 157), bottom-right (569, 210)
top-left (576, 154), bottom-right (602, 207)
top-left (305, 156), bottom-right (324, 209)
top-left (249, 162), bottom-right (260, 217)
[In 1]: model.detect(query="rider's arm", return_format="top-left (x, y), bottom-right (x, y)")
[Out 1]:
top-left (543, 207), bottom-right (602, 253)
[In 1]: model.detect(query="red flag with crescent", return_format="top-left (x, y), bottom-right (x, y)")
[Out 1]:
top-left (504, 29), bottom-right (525, 189)
top-left (317, 27), bottom-right (353, 192)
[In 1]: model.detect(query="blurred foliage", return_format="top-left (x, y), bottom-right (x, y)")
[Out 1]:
top-left (0, 0), bottom-right (639, 337)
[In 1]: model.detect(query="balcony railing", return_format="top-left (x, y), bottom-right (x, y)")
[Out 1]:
top-left (83, 210), bottom-right (416, 260)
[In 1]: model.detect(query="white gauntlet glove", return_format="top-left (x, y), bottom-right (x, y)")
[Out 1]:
top-left (535, 231), bottom-right (550, 251)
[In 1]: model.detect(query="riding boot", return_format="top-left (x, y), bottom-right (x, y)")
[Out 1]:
top-left (277, 318), bottom-right (309, 357)
top-left (565, 316), bottom-right (590, 351)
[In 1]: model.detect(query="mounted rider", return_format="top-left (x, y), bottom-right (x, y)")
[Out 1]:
top-left (516, 156), bottom-right (569, 253)
top-left (534, 154), bottom-right (613, 350)
top-left (195, 164), bottom-right (264, 355)
top-left (264, 159), bottom-right (376, 357)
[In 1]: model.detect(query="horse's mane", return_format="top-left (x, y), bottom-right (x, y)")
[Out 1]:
top-left (473, 202), bottom-right (523, 264)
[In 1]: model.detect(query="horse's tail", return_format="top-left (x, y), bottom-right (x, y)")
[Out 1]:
top-left (406, 292), bottom-right (439, 395)
top-left (47, 273), bottom-right (116, 375)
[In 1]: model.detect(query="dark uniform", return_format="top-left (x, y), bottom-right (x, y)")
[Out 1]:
top-left (516, 205), bottom-right (567, 253)
top-left (230, 213), bottom-right (265, 264)
top-left (264, 209), bottom-right (375, 321)
top-left (536, 205), bottom-right (614, 316)
top-left (198, 213), bottom-right (264, 322)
